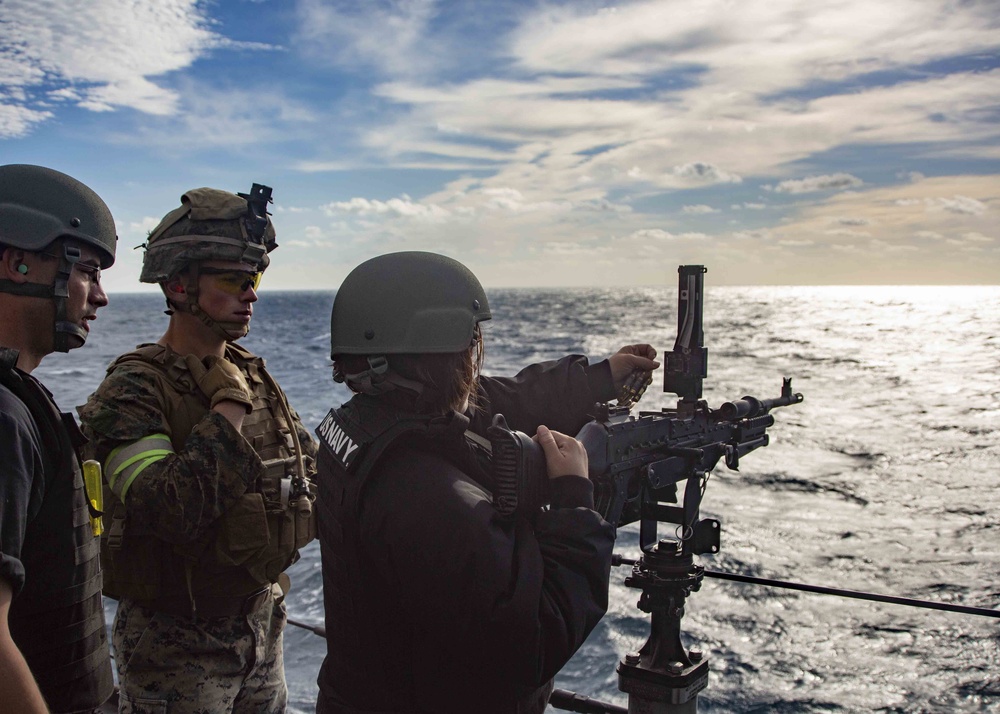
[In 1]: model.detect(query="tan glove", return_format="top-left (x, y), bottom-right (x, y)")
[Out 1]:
top-left (183, 355), bottom-right (254, 413)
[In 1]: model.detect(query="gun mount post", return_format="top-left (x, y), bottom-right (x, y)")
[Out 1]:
top-left (623, 265), bottom-right (715, 713)
top-left (617, 539), bottom-right (709, 713)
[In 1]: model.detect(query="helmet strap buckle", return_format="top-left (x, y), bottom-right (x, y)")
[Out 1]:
top-left (52, 243), bottom-right (85, 353)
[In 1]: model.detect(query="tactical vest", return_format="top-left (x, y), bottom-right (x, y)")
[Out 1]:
top-left (0, 347), bottom-right (114, 713)
top-left (316, 396), bottom-right (476, 709)
top-left (99, 343), bottom-right (316, 615)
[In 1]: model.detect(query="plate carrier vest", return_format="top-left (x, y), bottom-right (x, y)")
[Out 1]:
top-left (0, 347), bottom-right (114, 712)
top-left (100, 343), bottom-right (316, 618)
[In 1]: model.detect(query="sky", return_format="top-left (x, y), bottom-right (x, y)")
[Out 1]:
top-left (1, 0), bottom-right (998, 291)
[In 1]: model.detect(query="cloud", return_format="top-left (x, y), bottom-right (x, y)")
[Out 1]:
top-left (542, 241), bottom-right (613, 256)
top-left (755, 175), bottom-right (997, 277)
top-left (766, 173), bottom-right (864, 194)
top-left (0, 102), bottom-right (52, 139)
top-left (931, 195), bottom-right (987, 215)
top-left (628, 229), bottom-right (710, 242)
top-left (732, 229), bottom-right (773, 241)
top-left (320, 186), bottom-right (633, 227)
top-left (511, 0), bottom-right (1000, 94)
top-left (824, 228), bottom-right (871, 238)
top-left (108, 81), bottom-right (319, 151)
top-left (294, 0), bottom-right (441, 77)
top-left (869, 239), bottom-right (919, 253)
top-left (285, 0), bottom-right (999, 220)
top-left (322, 195), bottom-right (452, 221)
top-left (672, 163), bottom-right (742, 185)
top-left (4, 0), bottom-right (998, 288)
top-left (478, 193), bottom-right (628, 214)
top-left (0, 0), bottom-right (280, 136)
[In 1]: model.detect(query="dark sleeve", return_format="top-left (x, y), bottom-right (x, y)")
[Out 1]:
top-left (363, 452), bottom-right (614, 695)
top-left (470, 355), bottom-right (616, 437)
top-left (0, 392), bottom-right (46, 597)
top-left (78, 363), bottom-right (263, 544)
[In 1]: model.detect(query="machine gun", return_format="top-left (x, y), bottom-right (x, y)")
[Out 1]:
top-left (488, 264), bottom-right (803, 712)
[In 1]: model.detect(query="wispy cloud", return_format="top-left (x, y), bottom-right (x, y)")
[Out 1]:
top-left (683, 204), bottom-right (719, 214)
top-left (766, 174), bottom-right (865, 194)
top-left (932, 195), bottom-right (988, 215)
top-left (0, 0), bottom-right (279, 137)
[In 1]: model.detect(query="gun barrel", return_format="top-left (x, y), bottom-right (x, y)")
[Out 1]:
top-left (718, 380), bottom-right (804, 420)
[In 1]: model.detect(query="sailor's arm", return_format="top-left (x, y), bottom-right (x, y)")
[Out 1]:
top-left (0, 578), bottom-right (49, 714)
top-left (472, 344), bottom-right (658, 435)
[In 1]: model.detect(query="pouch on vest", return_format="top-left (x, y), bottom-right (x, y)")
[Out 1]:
top-left (213, 493), bottom-right (270, 567)
top-left (101, 498), bottom-right (161, 601)
top-left (294, 490), bottom-right (317, 549)
top-left (248, 492), bottom-right (312, 583)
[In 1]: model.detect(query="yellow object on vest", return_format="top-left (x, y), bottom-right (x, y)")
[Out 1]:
top-left (82, 460), bottom-right (104, 536)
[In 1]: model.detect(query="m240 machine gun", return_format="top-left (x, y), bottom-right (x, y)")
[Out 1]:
top-left (489, 265), bottom-right (803, 713)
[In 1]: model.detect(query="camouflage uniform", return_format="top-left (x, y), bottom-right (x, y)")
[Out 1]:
top-left (78, 185), bottom-right (316, 714)
top-left (81, 342), bottom-right (316, 713)
top-left (113, 586), bottom-right (286, 714)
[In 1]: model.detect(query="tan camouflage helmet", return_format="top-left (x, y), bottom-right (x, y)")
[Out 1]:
top-left (139, 184), bottom-right (277, 283)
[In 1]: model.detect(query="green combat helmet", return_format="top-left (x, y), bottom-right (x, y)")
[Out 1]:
top-left (0, 164), bottom-right (117, 351)
top-left (140, 183), bottom-right (276, 340)
top-left (330, 251), bottom-right (491, 393)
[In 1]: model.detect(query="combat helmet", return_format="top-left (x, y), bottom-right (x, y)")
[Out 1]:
top-left (140, 183), bottom-right (276, 340)
top-left (0, 164), bottom-right (117, 351)
top-left (330, 251), bottom-right (491, 393)
top-left (141, 184), bottom-right (276, 282)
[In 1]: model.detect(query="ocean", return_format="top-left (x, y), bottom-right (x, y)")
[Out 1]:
top-left (32, 283), bottom-right (1000, 713)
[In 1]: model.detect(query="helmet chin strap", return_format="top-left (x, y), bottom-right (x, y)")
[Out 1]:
top-left (338, 356), bottom-right (458, 413)
top-left (189, 303), bottom-right (250, 342)
top-left (338, 356), bottom-right (427, 395)
top-left (52, 244), bottom-right (86, 352)
top-left (177, 264), bottom-right (250, 343)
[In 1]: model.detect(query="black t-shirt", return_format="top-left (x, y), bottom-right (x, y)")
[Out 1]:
top-left (0, 382), bottom-right (49, 596)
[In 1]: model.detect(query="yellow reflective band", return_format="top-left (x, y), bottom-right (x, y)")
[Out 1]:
top-left (116, 455), bottom-right (166, 502)
top-left (106, 434), bottom-right (174, 501)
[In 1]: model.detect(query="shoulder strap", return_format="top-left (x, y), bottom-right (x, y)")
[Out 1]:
top-left (224, 342), bottom-right (262, 366)
top-left (110, 342), bottom-right (175, 367)
top-left (109, 343), bottom-right (198, 395)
